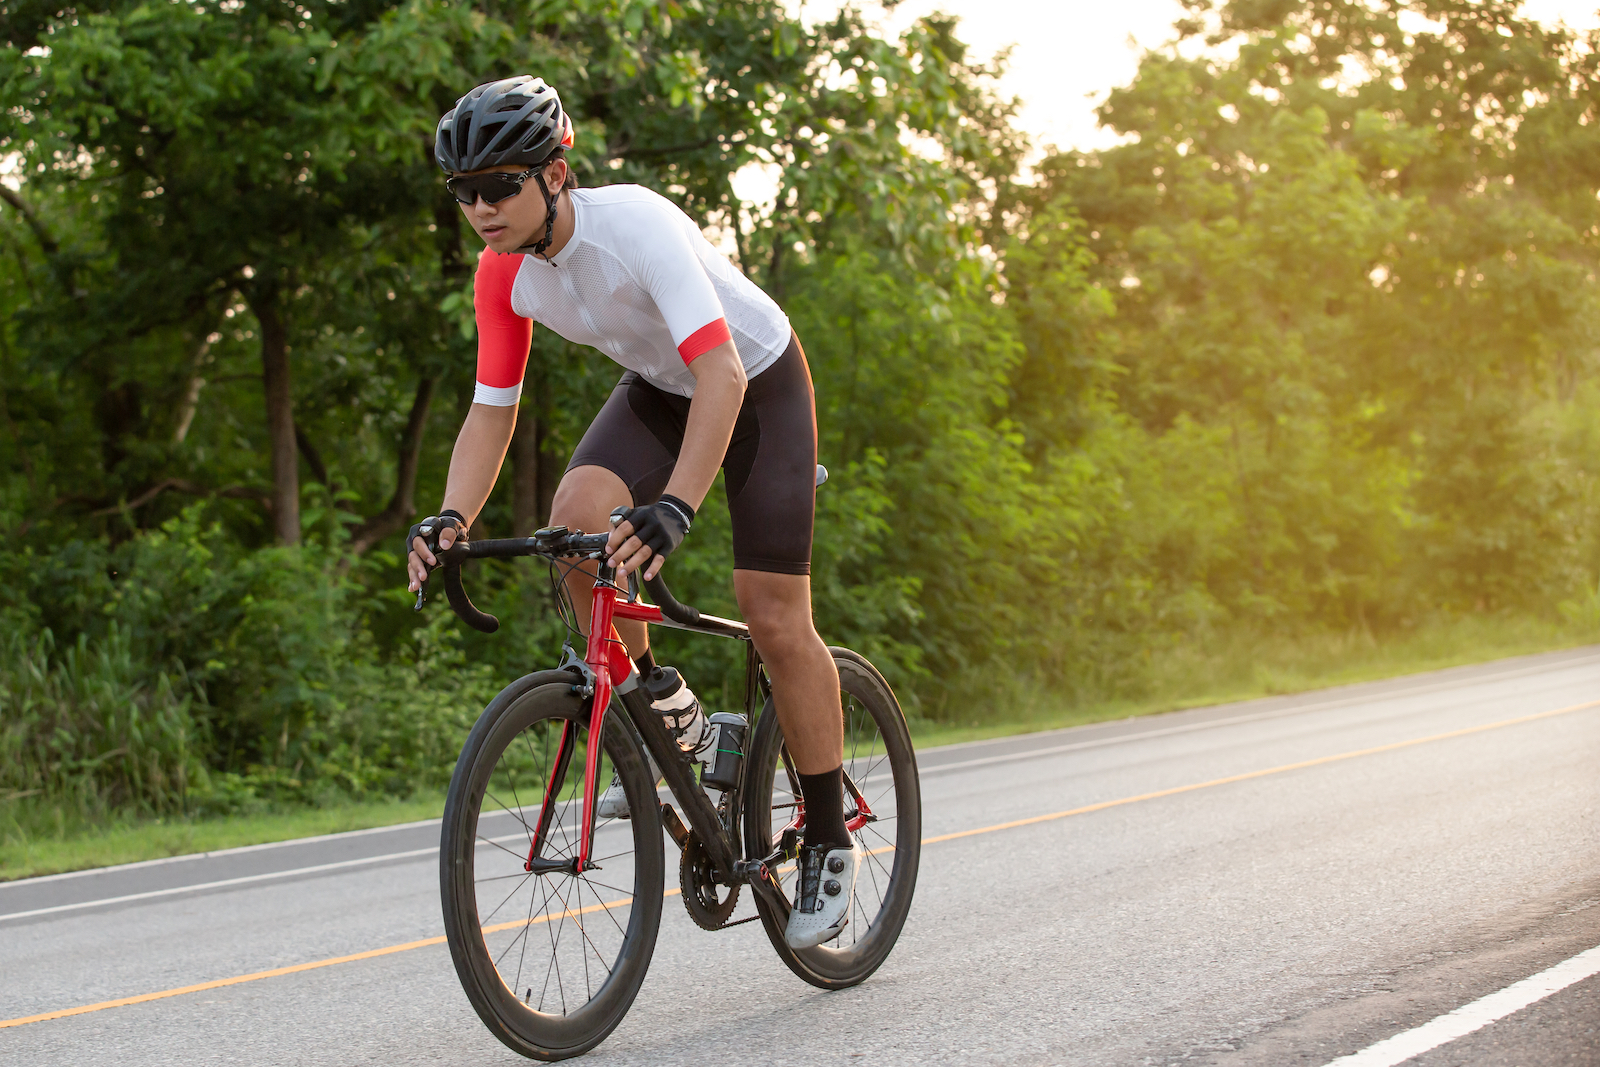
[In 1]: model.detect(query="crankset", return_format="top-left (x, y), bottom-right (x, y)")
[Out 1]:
top-left (679, 831), bottom-right (741, 930)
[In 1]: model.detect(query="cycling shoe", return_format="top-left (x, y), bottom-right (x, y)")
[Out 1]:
top-left (595, 748), bottom-right (660, 820)
top-left (785, 842), bottom-right (858, 949)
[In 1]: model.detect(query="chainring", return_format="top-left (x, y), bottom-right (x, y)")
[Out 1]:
top-left (679, 832), bottom-right (740, 930)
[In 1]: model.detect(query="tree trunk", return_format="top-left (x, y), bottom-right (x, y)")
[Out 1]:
top-left (348, 375), bottom-right (436, 555)
top-left (510, 400), bottom-right (563, 534)
top-left (538, 416), bottom-right (561, 529)
top-left (253, 286), bottom-right (299, 545)
top-left (173, 302), bottom-right (225, 444)
top-left (295, 424), bottom-right (330, 486)
top-left (172, 373), bottom-right (207, 445)
top-left (95, 380), bottom-right (143, 479)
top-left (511, 405), bottom-right (541, 535)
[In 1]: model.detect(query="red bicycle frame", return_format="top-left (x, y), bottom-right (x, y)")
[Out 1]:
top-left (575, 583), bottom-right (670, 873)
top-left (525, 576), bottom-right (670, 875)
top-left (520, 554), bottom-right (869, 877)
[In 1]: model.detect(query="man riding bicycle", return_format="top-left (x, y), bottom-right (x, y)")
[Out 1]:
top-left (405, 76), bottom-right (856, 949)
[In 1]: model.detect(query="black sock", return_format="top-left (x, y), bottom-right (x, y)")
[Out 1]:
top-left (797, 766), bottom-right (850, 851)
top-left (633, 648), bottom-right (656, 679)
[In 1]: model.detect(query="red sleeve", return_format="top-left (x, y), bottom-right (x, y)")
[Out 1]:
top-left (473, 249), bottom-right (532, 404)
top-left (677, 317), bottom-right (732, 364)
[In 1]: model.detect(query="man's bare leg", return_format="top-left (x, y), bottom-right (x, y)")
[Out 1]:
top-left (736, 568), bottom-right (859, 948)
top-left (549, 465), bottom-right (648, 656)
top-left (731, 570), bottom-right (842, 773)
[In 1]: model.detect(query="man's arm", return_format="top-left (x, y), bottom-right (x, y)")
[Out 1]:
top-left (608, 339), bottom-right (747, 580)
top-left (406, 402), bottom-right (518, 592)
top-left (665, 340), bottom-right (747, 511)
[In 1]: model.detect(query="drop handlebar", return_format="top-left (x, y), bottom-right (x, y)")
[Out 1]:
top-left (429, 529), bottom-right (703, 634)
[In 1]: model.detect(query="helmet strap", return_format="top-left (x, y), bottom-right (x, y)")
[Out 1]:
top-left (530, 169), bottom-right (559, 257)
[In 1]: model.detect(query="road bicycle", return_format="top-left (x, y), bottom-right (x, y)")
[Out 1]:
top-left (422, 512), bottom-right (921, 1060)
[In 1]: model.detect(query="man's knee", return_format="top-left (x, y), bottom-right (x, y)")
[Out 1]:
top-left (550, 466), bottom-right (630, 528)
top-left (745, 603), bottom-right (817, 663)
top-left (548, 484), bottom-right (586, 528)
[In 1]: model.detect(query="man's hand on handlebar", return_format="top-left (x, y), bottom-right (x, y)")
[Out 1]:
top-left (407, 511), bottom-right (468, 593)
top-left (607, 494), bottom-right (694, 582)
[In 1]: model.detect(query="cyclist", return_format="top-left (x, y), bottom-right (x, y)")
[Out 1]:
top-left (406, 76), bottom-right (856, 949)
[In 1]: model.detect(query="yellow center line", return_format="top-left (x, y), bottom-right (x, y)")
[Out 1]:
top-left (0, 896), bottom-right (644, 1030)
top-left (922, 698), bottom-right (1600, 845)
top-left (3, 697), bottom-right (1593, 1031)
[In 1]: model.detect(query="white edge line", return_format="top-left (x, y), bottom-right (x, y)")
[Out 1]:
top-left (1320, 942), bottom-right (1600, 1067)
top-left (4, 647), bottom-right (1596, 897)
top-left (2, 815), bottom-right (449, 886)
top-left (0, 821), bottom-right (634, 924)
top-left (0, 848), bottom-right (438, 923)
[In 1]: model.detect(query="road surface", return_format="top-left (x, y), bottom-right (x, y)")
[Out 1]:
top-left (3, 647), bottom-right (1597, 1066)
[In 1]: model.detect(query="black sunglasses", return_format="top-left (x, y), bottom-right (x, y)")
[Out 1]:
top-left (446, 168), bottom-right (538, 206)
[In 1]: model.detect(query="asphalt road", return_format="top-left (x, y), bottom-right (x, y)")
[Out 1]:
top-left (3, 647), bottom-right (1598, 1066)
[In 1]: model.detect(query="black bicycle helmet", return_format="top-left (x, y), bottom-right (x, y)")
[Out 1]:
top-left (435, 76), bottom-right (572, 173)
top-left (436, 76), bottom-right (575, 254)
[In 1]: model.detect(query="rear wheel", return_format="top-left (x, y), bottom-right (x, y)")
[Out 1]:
top-left (441, 671), bottom-right (665, 1061)
top-left (743, 648), bottom-right (921, 989)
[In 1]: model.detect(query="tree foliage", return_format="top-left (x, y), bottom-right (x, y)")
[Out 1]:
top-left (4, 0), bottom-right (1599, 817)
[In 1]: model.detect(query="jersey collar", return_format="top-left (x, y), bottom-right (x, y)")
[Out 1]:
top-left (516, 189), bottom-right (584, 265)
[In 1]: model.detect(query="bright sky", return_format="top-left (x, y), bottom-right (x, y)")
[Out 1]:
top-left (792, 0), bottom-right (1600, 154)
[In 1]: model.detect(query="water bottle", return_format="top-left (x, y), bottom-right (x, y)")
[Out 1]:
top-left (643, 666), bottom-right (714, 768)
top-left (700, 713), bottom-right (748, 791)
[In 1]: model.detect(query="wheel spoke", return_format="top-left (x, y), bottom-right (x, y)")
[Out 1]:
top-left (483, 789), bottom-right (540, 851)
top-left (864, 842), bottom-right (895, 883)
top-left (446, 687), bottom-right (661, 1040)
top-left (478, 834), bottom-right (532, 863)
top-left (476, 869), bottom-right (543, 885)
top-left (571, 876), bottom-right (636, 899)
top-left (859, 840), bottom-right (886, 910)
top-left (479, 871), bottom-right (536, 926)
top-left (861, 822), bottom-right (899, 853)
top-left (591, 887), bottom-right (632, 938)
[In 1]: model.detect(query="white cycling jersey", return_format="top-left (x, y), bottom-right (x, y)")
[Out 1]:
top-left (472, 185), bottom-right (791, 404)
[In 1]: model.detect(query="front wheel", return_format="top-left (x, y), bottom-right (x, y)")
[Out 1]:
top-left (743, 647), bottom-right (921, 989)
top-left (440, 670), bottom-right (665, 1061)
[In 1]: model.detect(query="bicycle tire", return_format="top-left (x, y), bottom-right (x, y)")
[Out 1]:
top-left (742, 647), bottom-right (921, 989)
top-left (441, 670), bottom-right (665, 1061)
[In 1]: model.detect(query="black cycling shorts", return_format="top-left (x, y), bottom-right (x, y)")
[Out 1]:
top-left (567, 332), bottom-right (817, 575)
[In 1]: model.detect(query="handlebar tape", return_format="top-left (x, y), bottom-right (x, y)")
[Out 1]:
top-left (439, 543), bottom-right (500, 634)
top-left (645, 574), bottom-right (700, 625)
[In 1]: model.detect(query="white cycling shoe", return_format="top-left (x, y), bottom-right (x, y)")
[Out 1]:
top-left (595, 750), bottom-right (660, 820)
top-left (784, 842), bottom-right (859, 949)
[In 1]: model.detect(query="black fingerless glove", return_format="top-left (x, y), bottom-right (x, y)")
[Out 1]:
top-left (407, 510), bottom-right (468, 564)
top-left (620, 494), bottom-right (694, 562)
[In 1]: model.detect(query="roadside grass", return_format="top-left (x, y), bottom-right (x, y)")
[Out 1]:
top-left (4, 612), bottom-right (1595, 882)
top-left (0, 795), bottom-right (448, 883)
top-left (906, 612), bottom-right (1600, 748)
